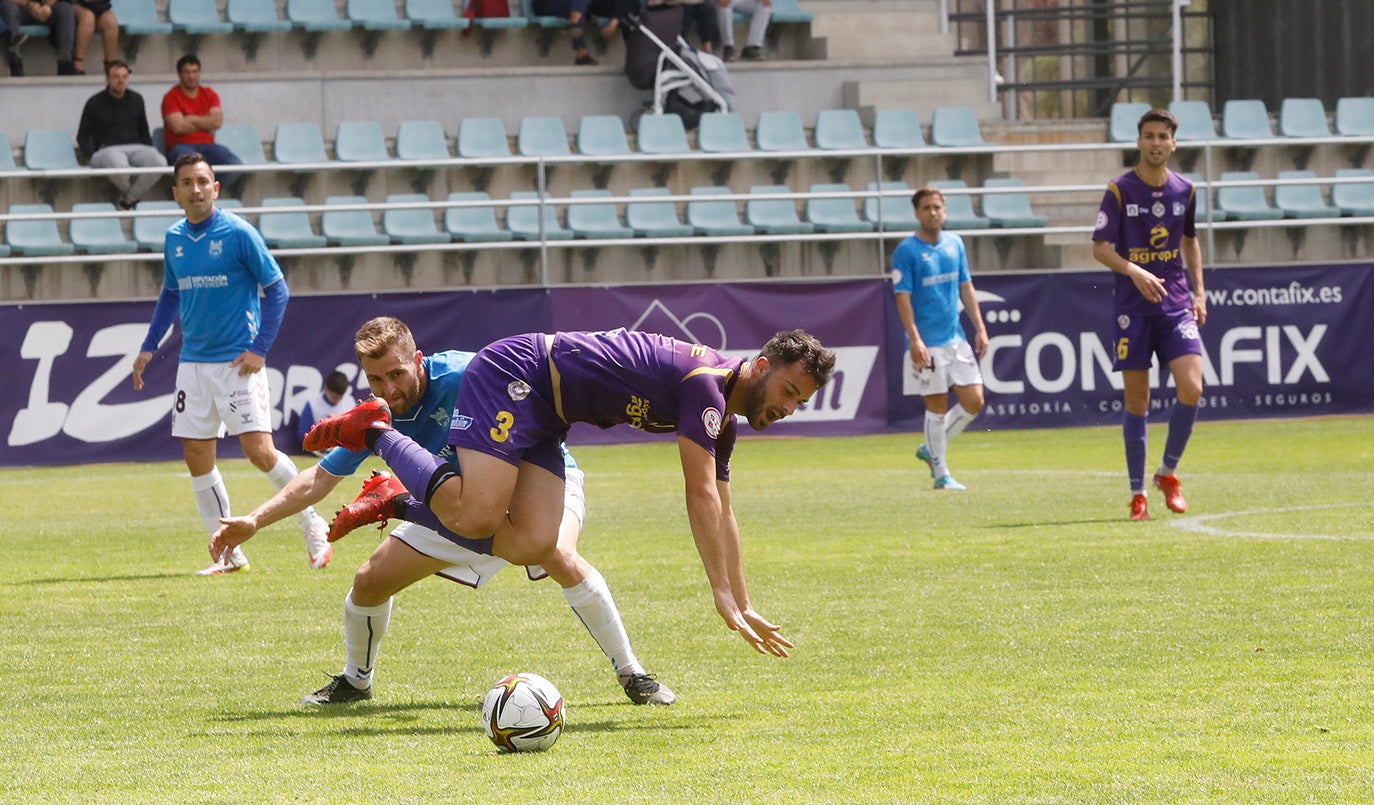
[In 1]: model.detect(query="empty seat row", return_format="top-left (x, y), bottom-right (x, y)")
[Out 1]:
top-left (1109, 97), bottom-right (1374, 143)
top-left (1190, 169), bottom-right (1374, 221)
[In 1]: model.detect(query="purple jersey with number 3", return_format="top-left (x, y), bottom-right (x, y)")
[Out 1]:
top-left (1092, 169), bottom-right (1197, 317)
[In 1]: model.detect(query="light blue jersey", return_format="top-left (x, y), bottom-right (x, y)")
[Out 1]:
top-left (318, 350), bottom-right (578, 478)
top-left (162, 209), bottom-right (283, 363)
top-left (892, 231), bottom-right (972, 348)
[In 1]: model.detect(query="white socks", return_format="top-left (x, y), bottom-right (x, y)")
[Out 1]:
top-left (944, 403), bottom-right (976, 440)
top-left (342, 589), bottom-right (392, 689)
top-left (191, 467), bottom-right (246, 566)
top-left (924, 410), bottom-right (950, 478)
top-left (562, 568), bottom-right (642, 678)
top-left (265, 450), bottom-right (323, 533)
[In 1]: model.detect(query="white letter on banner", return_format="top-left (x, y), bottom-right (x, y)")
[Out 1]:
top-left (1025, 332), bottom-right (1075, 393)
top-left (1283, 325), bottom-right (1328, 384)
top-left (9, 321), bottom-right (74, 446)
top-left (1219, 326), bottom-right (1263, 386)
top-left (982, 334), bottom-right (1024, 394)
top-left (66, 323), bottom-right (176, 443)
top-left (1079, 332), bottom-right (1120, 392)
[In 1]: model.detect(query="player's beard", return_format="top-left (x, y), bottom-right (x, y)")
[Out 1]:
top-left (741, 373), bottom-right (780, 431)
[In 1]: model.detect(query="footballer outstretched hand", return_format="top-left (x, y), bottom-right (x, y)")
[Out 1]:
top-left (209, 515), bottom-right (258, 560)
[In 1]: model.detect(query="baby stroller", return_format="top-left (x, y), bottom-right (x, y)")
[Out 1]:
top-left (624, 4), bottom-right (735, 129)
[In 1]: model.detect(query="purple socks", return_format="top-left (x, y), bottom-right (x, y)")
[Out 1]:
top-left (1123, 411), bottom-right (1148, 493)
top-left (1161, 402), bottom-right (1198, 473)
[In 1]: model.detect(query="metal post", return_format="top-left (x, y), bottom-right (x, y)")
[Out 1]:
top-left (939, 0), bottom-right (949, 35)
top-left (986, 1), bottom-right (999, 104)
top-left (1004, 10), bottom-right (1017, 121)
top-left (1171, 0), bottom-right (1188, 104)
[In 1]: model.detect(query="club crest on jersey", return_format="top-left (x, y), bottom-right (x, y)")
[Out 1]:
top-left (507, 380), bottom-right (530, 401)
top-left (174, 246), bottom-right (185, 258)
top-left (702, 407), bottom-right (722, 439)
top-left (209, 239), bottom-right (224, 258)
top-left (1118, 314), bottom-right (1131, 329)
top-left (1177, 320), bottom-right (1200, 340)
top-left (1151, 201), bottom-right (1166, 218)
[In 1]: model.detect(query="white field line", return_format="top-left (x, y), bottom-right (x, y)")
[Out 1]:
top-left (1168, 503), bottom-right (1374, 540)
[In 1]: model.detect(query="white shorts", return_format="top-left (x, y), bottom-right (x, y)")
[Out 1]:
top-left (171, 362), bottom-right (273, 440)
top-left (906, 340), bottom-right (983, 397)
top-left (390, 467), bottom-right (587, 588)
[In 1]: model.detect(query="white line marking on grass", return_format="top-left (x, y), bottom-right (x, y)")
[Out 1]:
top-left (1169, 503), bottom-right (1374, 540)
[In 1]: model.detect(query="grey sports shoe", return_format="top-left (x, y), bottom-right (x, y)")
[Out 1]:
top-left (620, 672), bottom-right (676, 706)
top-left (301, 674), bottom-right (372, 705)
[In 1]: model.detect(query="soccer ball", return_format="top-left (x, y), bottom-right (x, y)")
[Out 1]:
top-left (481, 673), bottom-right (565, 752)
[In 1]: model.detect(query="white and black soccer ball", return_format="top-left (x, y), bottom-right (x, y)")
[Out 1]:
top-left (481, 673), bottom-right (565, 752)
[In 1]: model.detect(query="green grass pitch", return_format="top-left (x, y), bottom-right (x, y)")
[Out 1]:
top-left (2, 416), bottom-right (1372, 803)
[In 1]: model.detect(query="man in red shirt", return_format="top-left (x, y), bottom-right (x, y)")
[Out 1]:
top-left (161, 54), bottom-right (244, 194)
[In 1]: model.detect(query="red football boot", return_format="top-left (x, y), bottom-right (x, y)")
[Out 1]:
top-left (1152, 473), bottom-right (1188, 513)
top-left (1128, 493), bottom-right (1150, 521)
top-left (328, 470), bottom-right (408, 542)
top-left (303, 397), bottom-right (392, 453)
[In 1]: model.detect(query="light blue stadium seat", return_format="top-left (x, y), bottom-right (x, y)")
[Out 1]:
top-left (697, 112), bottom-right (752, 154)
top-left (517, 117), bottom-right (571, 158)
top-left (466, 0), bottom-right (527, 29)
top-left (636, 114), bottom-right (691, 156)
top-left (1180, 173), bottom-right (1211, 221)
top-left (805, 183), bottom-right (873, 234)
top-left (766, 0), bottom-right (812, 23)
top-left (626, 187), bottom-right (693, 238)
top-left (863, 181), bottom-right (917, 229)
top-left (259, 197), bottom-right (328, 248)
top-left (521, 0), bottom-right (566, 30)
top-left (0, 132), bottom-right (16, 171)
top-left (273, 122), bottom-right (329, 164)
top-left (406, 0), bottom-right (468, 29)
top-left (112, 0), bottom-right (174, 34)
top-left (1335, 97), bottom-right (1374, 137)
top-left (1216, 171), bottom-right (1282, 220)
top-left (1168, 100), bottom-right (1217, 141)
top-left (348, 0), bottom-right (410, 29)
top-left (457, 117), bottom-right (511, 159)
top-left (382, 193), bottom-right (448, 244)
top-left (746, 185), bottom-right (813, 235)
top-left (132, 200), bottom-right (184, 251)
top-left (1273, 170), bottom-right (1338, 218)
top-left (70, 202), bottom-right (138, 255)
top-left (814, 109), bottom-right (868, 151)
top-left (1279, 98), bottom-right (1331, 138)
top-left (1221, 99), bottom-right (1276, 140)
top-left (577, 115), bottom-right (630, 158)
top-left (982, 177), bottom-right (1048, 228)
top-left (228, 0), bottom-right (291, 31)
top-left (214, 124), bottom-right (267, 164)
top-left (1332, 168), bottom-right (1374, 216)
top-left (568, 189), bottom-right (633, 239)
top-left (445, 191), bottom-right (512, 242)
top-left (872, 108), bottom-right (924, 149)
top-left (218, 198), bottom-right (243, 210)
top-left (24, 129), bottom-right (80, 170)
top-left (687, 186), bottom-right (753, 236)
top-left (287, 0), bottom-right (350, 30)
top-left (929, 179), bottom-right (990, 229)
top-left (507, 191), bottom-right (573, 240)
top-left (755, 111), bottom-right (810, 152)
top-left (322, 195), bottom-right (389, 246)
top-left (1109, 102), bottom-right (1152, 143)
top-left (168, 0), bottom-right (234, 33)
top-left (396, 120), bottom-right (451, 160)
top-left (930, 106), bottom-right (986, 148)
top-left (334, 121), bottom-right (392, 162)
top-left (7, 204), bottom-right (75, 257)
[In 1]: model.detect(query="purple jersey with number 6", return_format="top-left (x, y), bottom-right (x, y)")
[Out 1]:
top-left (1093, 169), bottom-right (1197, 317)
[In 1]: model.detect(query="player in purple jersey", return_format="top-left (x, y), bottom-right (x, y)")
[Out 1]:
top-left (305, 329), bottom-right (836, 657)
top-left (1092, 108), bottom-right (1208, 521)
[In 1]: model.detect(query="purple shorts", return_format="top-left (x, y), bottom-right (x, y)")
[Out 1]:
top-left (1112, 308), bottom-right (1202, 371)
top-left (448, 333), bottom-right (568, 478)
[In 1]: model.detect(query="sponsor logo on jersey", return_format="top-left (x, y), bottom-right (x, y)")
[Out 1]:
top-left (507, 380), bottom-right (530, 401)
top-left (1174, 202), bottom-right (1186, 216)
top-left (453, 414), bottom-right (473, 431)
top-left (1126, 204), bottom-right (1140, 217)
top-left (1149, 225), bottom-right (1169, 249)
top-left (1095, 211), bottom-right (1108, 230)
top-left (702, 407), bottom-right (722, 439)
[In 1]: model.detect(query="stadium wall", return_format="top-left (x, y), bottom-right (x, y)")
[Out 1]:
top-left (2, 263), bottom-right (1370, 467)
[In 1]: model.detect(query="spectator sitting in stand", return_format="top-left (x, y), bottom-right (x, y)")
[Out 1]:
top-left (0, 0), bottom-right (26, 75)
top-left (678, 0), bottom-right (717, 54)
top-left (6, 0), bottom-right (79, 74)
top-left (533, 0), bottom-right (633, 66)
top-left (72, 0), bottom-right (118, 74)
top-left (161, 54), bottom-right (245, 196)
top-left (77, 59), bottom-right (167, 209)
top-left (715, 0), bottom-right (768, 61)
top-left (297, 371), bottom-right (356, 456)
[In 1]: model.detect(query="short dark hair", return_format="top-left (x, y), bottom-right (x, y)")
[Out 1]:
top-left (1138, 108), bottom-right (1179, 136)
top-left (911, 186), bottom-right (946, 209)
top-left (760, 329), bottom-right (837, 389)
top-left (104, 59), bottom-right (130, 76)
top-left (175, 54), bottom-right (201, 72)
top-left (324, 370), bottom-right (351, 396)
top-left (172, 152), bottom-right (212, 181)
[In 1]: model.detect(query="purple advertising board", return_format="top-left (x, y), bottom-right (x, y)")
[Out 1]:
top-left (1, 265), bottom-right (1369, 467)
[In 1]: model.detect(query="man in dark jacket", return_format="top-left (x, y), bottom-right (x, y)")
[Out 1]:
top-left (77, 60), bottom-right (167, 209)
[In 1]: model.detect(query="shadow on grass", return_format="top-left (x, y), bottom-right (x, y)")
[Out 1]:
top-left (21, 572), bottom-right (186, 585)
top-left (986, 518), bottom-right (1128, 528)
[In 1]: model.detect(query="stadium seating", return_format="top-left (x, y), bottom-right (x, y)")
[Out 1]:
top-left (687, 186), bottom-right (754, 236)
top-left (1168, 100), bottom-right (1217, 141)
top-left (930, 106), bottom-right (986, 148)
top-left (929, 179), bottom-right (990, 229)
top-left (814, 109), bottom-right (868, 150)
top-left (259, 197), bottom-right (329, 248)
top-left (444, 191), bottom-right (512, 242)
top-left (863, 181), bottom-right (917, 230)
top-left (396, 120), bottom-right (451, 160)
top-left (1332, 168), bottom-right (1374, 216)
top-left (577, 115), bottom-right (631, 188)
top-left (625, 188), bottom-right (694, 238)
top-left (507, 191), bottom-right (573, 240)
top-left (872, 108), bottom-right (924, 149)
top-left (382, 193), bottom-right (449, 244)
top-left (406, 0), bottom-right (469, 56)
top-left (0, 132), bottom-right (16, 171)
top-left (1273, 170), bottom-right (1338, 218)
top-left (766, 0), bottom-right (813, 23)
top-left (1221, 100), bottom-right (1276, 140)
top-left (457, 118), bottom-right (512, 159)
top-left (755, 111), bottom-right (810, 153)
top-left (745, 185), bottom-right (813, 235)
top-left (521, 0), bottom-right (568, 56)
top-left (321, 195), bottom-right (389, 246)
top-left (228, 0), bottom-right (291, 33)
top-left (805, 183), bottom-right (873, 234)
top-left (1216, 171), bottom-right (1282, 220)
top-left (1335, 97), bottom-right (1374, 137)
top-left (636, 114), bottom-right (691, 156)
top-left (112, 0), bottom-right (174, 58)
top-left (982, 177), bottom-right (1049, 228)
top-left (1181, 173), bottom-right (1211, 221)
top-left (288, 0), bottom-right (351, 57)
top-left (1108, 102), bottom-right (1151, 143)
top-left (69, 203), bottom-right (138, 255)
top-left (334, 121), bottom-right (392, 162)
top-left (697, 113), bottom-right (752, 154)
top-left (1278, 98), bottom-right (1331, 138)
top-left (214, 124), bottom-right (268, 164)
top-left (132, 201), bottom-right (184, 251)
top-left (517, 117), bottom-right (572, 158)
top-left (23, 129), bottom-right (80, 171)
top-left (567, 189), bottom-right (633, 239)
top-left (348, 0), bottom-right (412, 58)
top-left (273, 123), bottom-right (329, 164)
top-left (168, 0), bottom-right (234, 35)
top-left (7, 204), bottom-right (76, 257)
